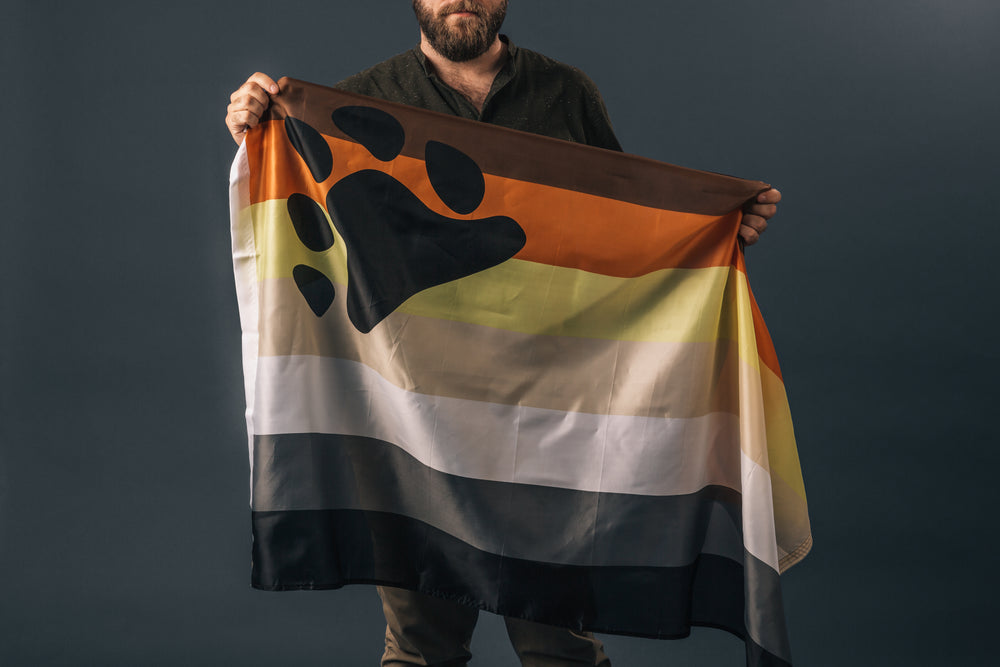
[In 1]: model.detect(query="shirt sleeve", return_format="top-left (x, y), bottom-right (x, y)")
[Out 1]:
top-left (578, 75), bottom-right (623, 152)
top-left (585, 92), bottom-right (623, 152)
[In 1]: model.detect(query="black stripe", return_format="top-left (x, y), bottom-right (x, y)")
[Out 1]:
top-left (251, 508), bottom-right (791, 666)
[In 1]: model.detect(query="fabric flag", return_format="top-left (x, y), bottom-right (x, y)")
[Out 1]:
top-left (229, 78), bottom-right (811, 667)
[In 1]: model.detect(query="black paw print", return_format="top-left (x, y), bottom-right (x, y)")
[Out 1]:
top-left (283, 107), bottom-right (526, 333)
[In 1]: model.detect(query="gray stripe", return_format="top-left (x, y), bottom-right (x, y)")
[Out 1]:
top-left (252, 432), bottom-right (755, 569)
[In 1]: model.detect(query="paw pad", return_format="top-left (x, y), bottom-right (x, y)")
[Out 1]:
top-left (331, 106), bottom-right (406, 162)
top-left (287, 193), bottom-right (336, 252)
top-left (285, 117), bottom-right (332, 182)
top-left (292, 264), bottom-right (336, 317)
top-left (425, 140), bottom-right (486, 215)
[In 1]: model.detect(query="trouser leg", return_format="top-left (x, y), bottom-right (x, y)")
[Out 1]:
top-left (378, 586), bottom-right (480, 666)
top-left (504, 617), bottom-right (612, 667)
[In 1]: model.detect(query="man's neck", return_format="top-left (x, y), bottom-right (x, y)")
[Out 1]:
top-left (419, 35), bottom-right (508, 112)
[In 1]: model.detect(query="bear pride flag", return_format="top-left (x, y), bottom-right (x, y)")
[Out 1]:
top-left (229, 78), bottom-right (811, 667)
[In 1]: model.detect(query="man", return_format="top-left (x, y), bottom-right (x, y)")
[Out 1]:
top-left (225, 2), bottom-right (781, 664)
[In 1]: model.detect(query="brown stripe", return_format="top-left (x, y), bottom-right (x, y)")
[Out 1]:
top-left (262, 77), bottom-right (768, 215)
top-left (258, 278), bottom-right (742, 419)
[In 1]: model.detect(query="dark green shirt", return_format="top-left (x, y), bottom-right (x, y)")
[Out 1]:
top-left (335, 37), bottom-right (623, 152)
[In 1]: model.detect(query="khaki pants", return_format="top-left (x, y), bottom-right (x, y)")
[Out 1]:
top-left (378, 586), bottom-right (612, 667)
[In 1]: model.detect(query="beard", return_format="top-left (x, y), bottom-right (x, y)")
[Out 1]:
top-left (412, 0), bottom-right (509, 62)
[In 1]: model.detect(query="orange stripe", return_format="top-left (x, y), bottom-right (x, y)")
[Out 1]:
top-left (735, 248), bottom-right (783, 380)
top-left (246, 122), bottom-right (742, 276)
top-left (750, 290), bottom-right (783, 381)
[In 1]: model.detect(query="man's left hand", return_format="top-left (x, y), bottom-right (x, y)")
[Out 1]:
top-left (740, 188), bottom-right (781, 246)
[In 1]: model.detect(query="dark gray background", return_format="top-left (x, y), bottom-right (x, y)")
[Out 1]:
top-left (2, 1), bottom-right (997, 664)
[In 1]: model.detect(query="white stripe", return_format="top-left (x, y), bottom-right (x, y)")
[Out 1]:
top-left (253, 354), bottom-right (780, 569)
top-left (229, 142), bottom-right (259, 489)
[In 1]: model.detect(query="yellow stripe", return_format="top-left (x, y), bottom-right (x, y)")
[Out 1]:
top-left (761, 365), bottom-right (807, 501)
top-left (244, 200), bottom-right (761, 360)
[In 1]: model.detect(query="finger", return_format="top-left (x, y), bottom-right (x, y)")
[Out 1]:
top-left (227, 94), bottom-right (268, 120)
top-left (230, 81), bottom-right (273, 108)
top-left (226, 85), bottom-right (271, 145)
top-left (226, 107), bottom-right (263, 144)
top-left (745, 202), bottom-right (778, 220)
top-left (226, 107), bottom-right (262, 132)
top-left (738, 224), bottom-right (760, 246)
top-left (756, 188), bottom-right (781, 204)
top-left (741, 214), bottom-right (768, 234)
top-left (229, 73), bottom-right (279, 108)
top-left (248, 71), bottom-right (280, 95)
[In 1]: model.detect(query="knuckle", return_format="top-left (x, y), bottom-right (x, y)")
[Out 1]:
top-left (228, 110), bottom-right (252, 127)
top-left (231, 92), bottom-right (263, 112)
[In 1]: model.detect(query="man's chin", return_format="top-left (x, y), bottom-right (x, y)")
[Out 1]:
top-left (435, 29), bottom-right (491, 58)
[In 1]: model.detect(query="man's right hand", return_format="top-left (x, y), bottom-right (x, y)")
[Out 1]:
top-left (226, 72), bottom-right (280, 145)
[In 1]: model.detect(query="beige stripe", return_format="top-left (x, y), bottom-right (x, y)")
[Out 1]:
top-left (258, 278), bottom-right (742, 419)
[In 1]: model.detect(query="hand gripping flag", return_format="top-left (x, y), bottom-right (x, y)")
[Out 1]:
top-left (229, 78), bottom-right (811, 667)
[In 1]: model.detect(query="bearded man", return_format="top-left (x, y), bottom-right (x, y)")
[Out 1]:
top-left (225, 2), bottom-right (781, 665)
